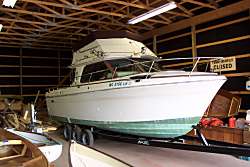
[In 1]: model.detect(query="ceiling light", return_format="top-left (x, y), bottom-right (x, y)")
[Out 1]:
top-left (128, 1), bottom-right (177, 25)
top-left (2, 0), bottom-right (17, 8)
top-left (0, 24), bottom-right (3, 32)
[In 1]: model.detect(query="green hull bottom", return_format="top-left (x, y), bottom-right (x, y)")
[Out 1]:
top-left (51, 116), bottom-right (200, 138)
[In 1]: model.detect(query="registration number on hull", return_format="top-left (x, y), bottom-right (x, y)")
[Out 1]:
top-left (109, 81), bottom-right (132, 88)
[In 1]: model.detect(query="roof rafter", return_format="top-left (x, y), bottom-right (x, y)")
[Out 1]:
top-left (21, 0), bottom-right (125, 17)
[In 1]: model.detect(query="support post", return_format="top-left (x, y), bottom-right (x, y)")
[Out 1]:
top-left (153, 35), bottom-right (157, 54)
top-left (20, 48), bottom-right (23, 97)
top-left (191, 25), bottom-right (197, 71)
top-left (58, 51), bottom-right (61, 84)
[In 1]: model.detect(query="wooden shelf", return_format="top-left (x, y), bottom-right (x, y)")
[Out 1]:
top-left (229, 91), bottom-right (250, 95)
top-left (224, 72), bottom-right (250, 77)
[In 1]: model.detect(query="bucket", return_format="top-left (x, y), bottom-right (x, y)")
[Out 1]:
top-left (229, 117), bottom-right (236, 128)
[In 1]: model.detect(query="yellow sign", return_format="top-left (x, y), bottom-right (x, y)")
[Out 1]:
top-left (210, 57), bottom-right (236, 72)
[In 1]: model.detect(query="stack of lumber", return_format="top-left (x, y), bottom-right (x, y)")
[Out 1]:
top-left (0, 98), bottom-right (31, 130)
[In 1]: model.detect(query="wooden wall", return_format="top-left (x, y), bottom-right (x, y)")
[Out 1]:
top-left (144, 10), bottom-right (250, 109)
top-left (0, 47), bottom-right (72, 101)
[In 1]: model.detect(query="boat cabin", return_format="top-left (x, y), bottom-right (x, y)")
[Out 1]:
top-left (71, 38), bottom-right (160, 86)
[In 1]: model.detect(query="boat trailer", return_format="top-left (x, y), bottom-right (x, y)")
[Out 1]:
top-left (94, 126), bottom-right (250, 157)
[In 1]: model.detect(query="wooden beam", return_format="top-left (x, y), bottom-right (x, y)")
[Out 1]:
top-left (21, 0), bottom-right (125, 17)
top-left (207, 0), bottom-right (220, 8)
top-left (142, 0), bottom-right (250, 40)
top-left (3, 26), bottom-right (87, 36)
top-left (0, 75), bottom-right (64, 78)
top-left (6, 3), bottom-right (28, 32)
top-left (78, 1), bottom-right (106, 8)
top-left (163, 54), bottom-right (250, 68)
top-left (158, 46), bottom-right (192, 56)
top-left (196, 35), bottom-right (250, 49)
top-left (105, 0), bottom-right (147, 9)
top-left (175, 2), bottom-right (193, 17)
top-left (153, 35), bottom-right (157, 54)
top-left (0, 36), bottom-right (73, 45)
top-left (0, 94), bottom-right (45, 97)
top-left (191, 25), bottom-right (197, 68)
top-left (146, 16), bottom-right (249, 46)
top-left (158, 35), bottom-right (250, 56)
top-left (0, 17), bottom-right (95, 31)
top-left (229, 91), bottom-right (250, 95)
top-left (35, 3), bottom-right (61, 15)
top-left (224, 72), bottom-right (250, 77)
top-left (0, 85), bottom-right (58, 88)
top-left (0, 7), bottom-right (149, 30)
top-left (0, 32), bottom-right (78, 40)
top-left (182, 0), bottom-right (217, 9)
top-left (0, 54), bottom-right (71, 60)
top-left (0, 44), bottom-right (71, 51)
top-left (0, 41), bottom-right (72, 49)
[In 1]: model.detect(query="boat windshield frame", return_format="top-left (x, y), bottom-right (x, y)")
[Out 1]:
top-left (79, 58), bottom-right (161, 83)
top-left (70, 56), bottom-right (224, 85)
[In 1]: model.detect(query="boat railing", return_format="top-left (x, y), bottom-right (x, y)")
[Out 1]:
top-left (75, 56), bottom-right (224, 84)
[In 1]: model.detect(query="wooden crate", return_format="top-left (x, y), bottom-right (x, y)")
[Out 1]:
top-left (187, 127), bottom-right (243, 144)
top-left (243, 130), bottom-right (250, 144)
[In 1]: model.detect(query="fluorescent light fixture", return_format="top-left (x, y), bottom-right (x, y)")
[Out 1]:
top-left (0, 24), bottom-right (2, 32)
top-left (128, 1), bottom-right (177, 24)
top-left (2, 0), bottom-right (17, 8)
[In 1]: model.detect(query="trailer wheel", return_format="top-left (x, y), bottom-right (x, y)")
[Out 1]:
top-left (73, 126), bottom-right (82, 142)
top-left (81, 129), bottom-right (94, 146)
top-left (63, 124), bottom-right (72, 141)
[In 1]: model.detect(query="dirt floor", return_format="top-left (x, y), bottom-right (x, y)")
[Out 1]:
top-left (49, 131), bottom-right (250, 167)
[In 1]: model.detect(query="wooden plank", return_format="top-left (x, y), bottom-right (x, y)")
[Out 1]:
top-left (196, 17), bottom-right (249, 33)
top-left (0, 65), bottom-right (67, 68)
top-left (153, 35), bottom-right (157, 54)
top-left (0, 37), bottom-right (73, 45)
top-left (224, 72), bottom-right (250, 77)
top-left (0, 85), bottom-right (57, 88)
top-left (182, 0), bottom-right (217, 9)
top-left (191, 25), bottom-right (197, 67)
top-left (0, 41), bottom-right (72, 49)
top-left (163, 54), bottom-right (250, 68)
top-left (0, 75), bottom-right (64, 78)
top-left (146, 32), bottom-right (191, 46)
top-left (0, 17), bottom-right (94, 31)
top-left (146, 15), bottom-right (249, 46)
top-left (142, 0), bottom-right (250, 40)
top-left (0, 55), bottom-right (71, 60)
top-left (196, 35), bottom-right (250, 49)
top-left (0, 44), bottom-right (71, 51)
top-left (158, 47), bottom-right (192, 56)
top-left (229, 91), bottom-right (250, 95)
top-left (0, 7), bottom-right (143, 29)
top-left (0, 94), bottom-right (45, 97)
top-left (158, 35), bottom-right (250, 56)
top-left (21, 0), bottom-right (125, 17)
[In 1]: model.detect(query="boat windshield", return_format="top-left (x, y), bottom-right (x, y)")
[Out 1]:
top-left (106, 58), bottom-right (161, 74)
top-left (80, 58), bottom-right (161, 83)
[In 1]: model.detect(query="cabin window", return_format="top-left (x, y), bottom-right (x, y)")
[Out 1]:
top-left (106, 58), bottom-right (161, 78)
top-left (106, 59), bottom-right (141, 78)
top-left (81, 62), bottom-right (109, 83)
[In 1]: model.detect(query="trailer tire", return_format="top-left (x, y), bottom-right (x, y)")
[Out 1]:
top-left (73, 126), bottom-right (82, 143)
top-left (81, 129), bottom-right (94, 146)
top-left (63, 124), bottom-right (72, 141)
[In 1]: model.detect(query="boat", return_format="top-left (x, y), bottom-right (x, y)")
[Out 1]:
top-left (7, 129), bottom-right (62, 163)
top-left (70, 141), bottom-right (131, 167)
top-left (45, 33), bottom-right (227, 140)
top-left (0, 128), bottom-right (48, 167)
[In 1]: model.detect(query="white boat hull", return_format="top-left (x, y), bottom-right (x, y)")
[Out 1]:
top-left (46, 74), bottom-right (226, 138)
